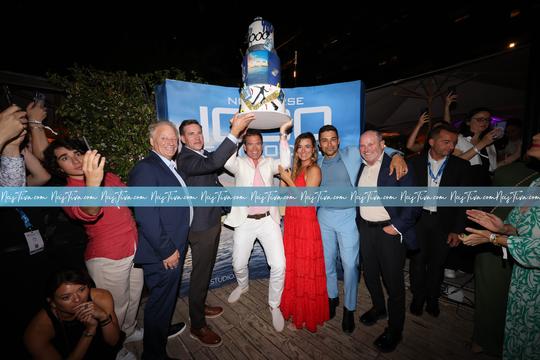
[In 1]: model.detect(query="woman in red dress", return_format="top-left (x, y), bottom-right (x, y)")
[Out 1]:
top-left (278, 132), bottom-right (329, 332)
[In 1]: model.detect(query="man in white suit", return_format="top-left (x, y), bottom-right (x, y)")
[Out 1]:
top-left (224, 121), bottom-right (292, 332)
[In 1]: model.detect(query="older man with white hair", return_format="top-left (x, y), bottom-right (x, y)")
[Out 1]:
top-left (129, 121), bottom-right (193, 360)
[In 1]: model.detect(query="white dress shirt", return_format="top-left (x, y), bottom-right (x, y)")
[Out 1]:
top-left (153, 150), bottom-right (193, 225)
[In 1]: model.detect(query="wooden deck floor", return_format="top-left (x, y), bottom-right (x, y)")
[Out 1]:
top-left (126, 278), bottom-right (496, 360)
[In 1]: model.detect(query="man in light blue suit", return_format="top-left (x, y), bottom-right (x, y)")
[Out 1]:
top-left (317, 125), bottom-right (407, 334)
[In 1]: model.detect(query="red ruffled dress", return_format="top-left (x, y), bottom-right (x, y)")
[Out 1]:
top-left (280, 171), bottom-right (329, 332)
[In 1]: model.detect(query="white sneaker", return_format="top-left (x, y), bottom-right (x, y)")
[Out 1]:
top-left (270, 307), bottom-right (284, 332)
top-left (116, 348), bottom-right (137, 360)
top-left (444, 269), bottom-right (456, 279)
top-left (227, 286), bottom-right (248, 303)
top-left (124, 327), bottom-right (144, 344)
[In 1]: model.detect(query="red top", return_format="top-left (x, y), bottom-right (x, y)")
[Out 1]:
top-left (64, 173), bottom-right (138, 261)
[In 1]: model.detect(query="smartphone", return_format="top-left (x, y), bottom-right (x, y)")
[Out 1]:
top-left (420, 107), bottom-right (429, 117)
top-left (82, 136), bottom-right (92, 151)
top-left (493, 121), bottom-right (507, 139)
top-left (3, 85), bottom-right (13, 105)
top-left (33, 91), bottom-right (46, 107)
top-left (447, 86), bottom-right (457, 95)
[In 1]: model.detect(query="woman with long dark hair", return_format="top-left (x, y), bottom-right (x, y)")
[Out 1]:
top-left (278, 132), bottom-right (329, 332)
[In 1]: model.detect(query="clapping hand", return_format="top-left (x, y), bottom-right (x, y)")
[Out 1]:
top-left (466, 209), bottom-right (504, 233)
top-left (460, 228), bottom-right (490, 246)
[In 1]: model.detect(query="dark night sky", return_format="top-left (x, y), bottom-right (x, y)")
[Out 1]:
top-left (1, 1), bottom-right (535, 89)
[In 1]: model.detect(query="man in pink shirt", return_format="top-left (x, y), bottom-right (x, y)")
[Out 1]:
top-left (223, 121), bottom-right (292, 332)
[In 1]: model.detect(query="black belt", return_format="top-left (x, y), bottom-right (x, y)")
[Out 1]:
top-left (247, 211), bottom-right (270, 220)
top-left (361, 219), bottom-right (391, 228)
top-left (422, 209), bottom-right (437, 215)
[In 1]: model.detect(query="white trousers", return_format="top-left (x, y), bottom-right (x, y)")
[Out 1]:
top-left (232, 216), bottom-right (285, 309)
top-left (86, 255), bottom-right (144, 336)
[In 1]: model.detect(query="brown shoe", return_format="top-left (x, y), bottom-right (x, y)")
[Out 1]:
top-left (204, 304), bottom-right (224, 318)
top-left (190, 326), bottom-right (223, 347)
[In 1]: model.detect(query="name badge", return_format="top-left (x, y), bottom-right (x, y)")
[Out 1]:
top-left (24, 230), bottom-right (44, 255)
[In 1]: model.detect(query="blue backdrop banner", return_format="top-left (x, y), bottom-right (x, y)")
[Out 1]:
top-left (155, 79), bottom-right (364, 151)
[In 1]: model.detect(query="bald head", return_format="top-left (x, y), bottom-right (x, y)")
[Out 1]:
top-left (360, 130), bottom-right (385, 165)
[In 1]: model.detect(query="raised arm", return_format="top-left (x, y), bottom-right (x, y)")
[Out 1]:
top-left (406, 112), bottom-right (429, 153)
top-left (81, 150), bottom-right (105, 216)
top-left (26, 101), bottom-right (49, 160)
top-left (271, 120), bottom-right (292, 174)
top-left (0, 105), bottom-right (26, 151)
top-left (453, 130), bottom-right (497, 161)
top-left (22, 146), bottom-right (51, 185)
top-left (1, 129), bottom-right (26, 186)
top-left (443, 92), bottom-right (457, 124)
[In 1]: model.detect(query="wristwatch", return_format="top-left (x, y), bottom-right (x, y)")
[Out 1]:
top-left (489, 233), bottom-right (499, 246)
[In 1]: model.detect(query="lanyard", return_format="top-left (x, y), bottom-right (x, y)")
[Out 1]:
top-left (15, 208), bottom-right (33, 230)
top-left (427, 157), bottom-right (449, 184)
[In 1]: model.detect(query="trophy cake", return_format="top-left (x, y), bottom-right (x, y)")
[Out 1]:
top-left (239, 17), bottom-right (291, 129)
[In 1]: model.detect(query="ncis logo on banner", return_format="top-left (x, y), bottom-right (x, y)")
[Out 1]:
top-left (155, 79), bottom-right (364, 294)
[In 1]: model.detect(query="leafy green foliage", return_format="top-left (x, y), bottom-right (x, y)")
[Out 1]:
top-left (49, 66), bottom-right (204, 181)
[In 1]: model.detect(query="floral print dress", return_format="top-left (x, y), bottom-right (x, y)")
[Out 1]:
top-left (504, 178), bottom-right (540, 359)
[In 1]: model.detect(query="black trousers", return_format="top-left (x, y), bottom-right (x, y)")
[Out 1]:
top-left (188, 223), bottom-right (221, 329)
top-left (359, 221), bottom-right (406, 334)
top-left (409, 211), bottom-right (450, 301)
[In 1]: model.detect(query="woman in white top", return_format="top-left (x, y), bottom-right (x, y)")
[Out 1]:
top-left (453, 107), bottom-right (499, 185)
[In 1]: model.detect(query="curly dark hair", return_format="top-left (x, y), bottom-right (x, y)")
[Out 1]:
top-left (43, 138), bottom-right (89, 179)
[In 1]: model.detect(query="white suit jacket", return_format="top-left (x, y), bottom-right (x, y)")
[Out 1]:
top-left (224, 138), bottom-right (291, 228)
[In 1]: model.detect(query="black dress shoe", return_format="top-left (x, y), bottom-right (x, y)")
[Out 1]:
top-left (167, 322), bottom-right (186, 339)
top-left (342, 307), bottom-right (355, 334)
top-left (374, 328), bottom-right (402, 353)
top-left (426, 299), bottom-right (440, 317)
top-left (409, 297), bottom-right (424, 316)
top-left (359, 307), bottom-right (387, 326)
top-left (329, 297), bottom-right (339, 319)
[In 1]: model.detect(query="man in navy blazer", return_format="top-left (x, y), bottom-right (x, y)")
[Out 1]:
top-left (129, 121), bottom-right (192, 360)
top-left (355, 130), bottom-right (419, 353)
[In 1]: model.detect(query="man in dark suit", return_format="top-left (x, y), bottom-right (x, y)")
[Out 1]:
top-left (356, 130), bottom-right (419, 353)
top-left (129, 121), bottom-right (193, 360)
top-left (176, 113), bottom-right (254, 347)
top-left (408, 124), bottom-right (470, 317)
